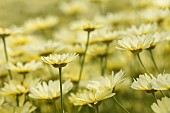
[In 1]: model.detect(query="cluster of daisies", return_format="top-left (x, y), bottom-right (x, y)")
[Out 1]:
top-left (0, 0), bottom-right (170, 113)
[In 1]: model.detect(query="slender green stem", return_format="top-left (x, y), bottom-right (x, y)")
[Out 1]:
top-left (95, 105), bottom-right (99, 113)
top-left (152, 92), bottom-right (157, 102)
top-left (113, 96), bottom-right (130, 113)
top-left (76, 31), bottom-right (91, 91)
top-left (100, 57), bottom-right (104, 76)
top-left (58, 67), bottom-right (64, 113)
top-left (16, 95), bottom-right (19, 106)
top-left (160, 90), bottom-right (166, 97)
top-left (2, 37), bottom-right (12, 79)
top-left (53, 100), bottom-right (59, 113)
top-left (136, 53), bottom-right (150, 75)
top-left (148, 49), bottom-right (159, 73)
top-left (103, 43), bottom-right (110, 76)
top-left (168, 90), bottom-right (170, 97)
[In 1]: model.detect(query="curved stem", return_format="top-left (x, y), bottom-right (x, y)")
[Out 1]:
top-left (2, 37), bottom-right (12, 79)
top-left (95, 105), bottom-right (99, 113)
top-left (136, 53), bottom-right (150, 75)
top-left (148, 49), bottom-right (160, 73)
top-left (58, 67), bottom-right (64, 113)
top-left (160, 90), bottom-right (166, 97)
top-left (113, 96), bottom-right (130, 113)
top-left (152, 92), bottom-right (157, 102)
top-left (76, 31), bottom-right (91, 91)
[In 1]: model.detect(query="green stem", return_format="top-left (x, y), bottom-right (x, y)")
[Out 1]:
top-left (136, 53), bottom-right (150, 75)
top-left (100, 57), bottom-right (104, 76)
top-left (160, 90), bottom-right (166, 97)
top-left (148, 49), bottom-right (160, 73)
top-left (113, 97), bottom-right (130, 113)
top-left (152, 92), bottom-right (157, 102)
top-left (2, 37), bottom-right (12, 79)
top-left (16, 95), bottom-right (19, 106)
top-left (59, 67), bottom-right (64, 113)
top-left (103, 43), bottom-right (110, 76)
top-left (76, 31), bottom-right (91, 91)
top-left (95, 105), bottom-right (99, 113)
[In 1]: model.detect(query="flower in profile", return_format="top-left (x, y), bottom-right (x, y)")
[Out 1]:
top-left (29, 80), bottom-right (73, 100)
top-left (69, 87), bottom-right (115, 107)
top-left (14, 102), bottom-right (36, 113)
top-left (23, 15), bottom-right (58, 33)
top-left (151, 97), bottom-right (170, 113)
top-left (41, 53), bottom-right (79, 68)
top-left (6, 60), bottom-right (42, 74)
top-left (36, 40), bottom-right (62, 56)
top-left (86, 70), bottom-right (125, 92)
top-left (71, 20), bottom-right (103, 32)
top-left (0, 27), bottom-right (22, 38)
top-left (148, 32), bottom-right (166, 49)
top-left (126, 23), bottom-right (157, 36)
top-left (131, 73), bottom-right (156, 93)
top-left (116, 34), bottom-right (152, 53)
top-left (0, 76), bottom-right (40, 96)
top-left (152, 73), bottom-right (170, 90)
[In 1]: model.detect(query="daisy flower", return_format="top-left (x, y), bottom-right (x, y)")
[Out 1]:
top-left (86, 70), bottom-right (125, 92)
top-left (7, 60), bottom-right (42, 75)
top-left (69, 87), bottom-right (115, 107)
top-left (151, 97), bottom-right (170, 113)
top-left (116, 34), bottom-right (152, 53)
top-left (152, 73), bottom-right (170, 90)
top-left (71, 20), bottom-right (103, 32)
top-left (29, 80), bottom-right (73, 100)
top-left (131, 73), bottom-right (156, 93)
top-left (41, 53), bottom-right (79, 68)
top-left (0, 76), bottom-right (40, 96)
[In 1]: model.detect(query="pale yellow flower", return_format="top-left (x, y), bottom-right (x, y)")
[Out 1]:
top-left (69, 87), bottom-right (115, 107)
top-left (71, 20), bottom-right (103, 32)
top-left (60, 1), bottom-right (88, 15)
top-left (36, 40), bottom-right (62, 56)
top-left (116, 34), bottom-right (152, 53)
top-left (24, 15), bottom-right (58, 33)
top-left (151, 97), bottom-right (170, 113)
top-left (7, 60), bottom-right (42, 74)
top-left (152, 73), bottom-right (170, 90)
top-left (126, 23), bottom-right (157, 36)
top-left (16, 102), bottom-right (36, 113)
top-left (0, 76), bottom-right (40, 96)
top-left (0, 27), bottom-right (22, 38)
top-left (131, 73), bottom-right (156, 93)
top-left (29, 80), bottom-right (73, 100)
top-left (41, 53), bottom-right (79, 68)
top-left (86, 70), bottom-right (125, 91)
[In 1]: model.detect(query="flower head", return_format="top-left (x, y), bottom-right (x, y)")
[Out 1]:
top-left (0, 76), bottom-right (40, 96)
top-left (71, 20), bottom-right (103, 32)
top-left (116, 34), bottom-right (152, 53)
top-left (152, 73), bottom-right (170, 90)
top-left (86, 70), bottom-right (125, 91)
top-left (151, 97), bottom-right (170, 113)
top-left (41, 53), bottom-right (79, 68)
top-left (29, 80), bottom-right (73, 100)
top-left (69, 87), bottom-right (115, 107)
top-left (7, 60), bottom-right (42, 74)
top-left (131, 73), bottom-right (156, 93)
top-left (0, 27), bottom-right (22, 38)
